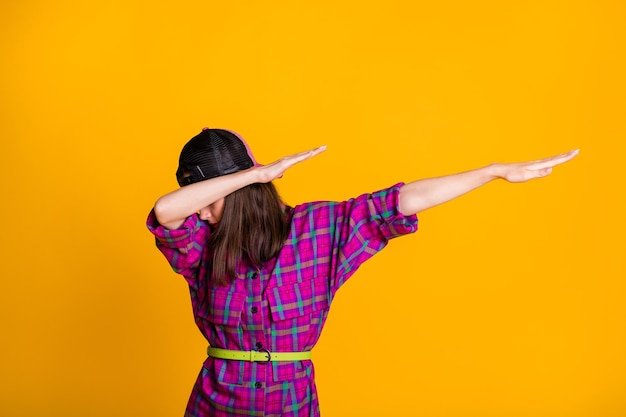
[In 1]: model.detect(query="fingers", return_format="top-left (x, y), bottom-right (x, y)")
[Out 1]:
top-left (256, 145), bottom-right (327, 183)
top-left (283, 145), bottom-right (327, 166)
top-left (292, 145), bottom-right (327, 160)
top-left (311, 144), bottom-right (327, 156)
top-left (528, 149), bottom-right (579, 170)
top-left (501, 149), bottom-right (578, 182)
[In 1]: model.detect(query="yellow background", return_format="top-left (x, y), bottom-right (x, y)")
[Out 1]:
top-left (1, 1), bottom-right (624, 416)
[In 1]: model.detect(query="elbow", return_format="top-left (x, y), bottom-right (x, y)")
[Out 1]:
top-left (398, 186), bottom-right (419, 215)
top-left (153, 194), bottom-right (188, 230)
top-left (153, 199), bottom-right (186, 230)
top-left (153, 197), bottom-right (174, 226)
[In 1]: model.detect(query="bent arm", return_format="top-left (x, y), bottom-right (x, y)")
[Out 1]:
top-left (154, 145), bottom-right (327, 230)
top-left (398, 149), bottom-right (579, 215)
top-left (154, 169), bottom-right (259, 230)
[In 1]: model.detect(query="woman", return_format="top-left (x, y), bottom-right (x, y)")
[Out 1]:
top-left (147, 128), bottom-right (578, 417)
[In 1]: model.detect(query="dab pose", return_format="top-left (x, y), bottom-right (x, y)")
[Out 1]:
top-left (147, 128), bottom-right (578, 417)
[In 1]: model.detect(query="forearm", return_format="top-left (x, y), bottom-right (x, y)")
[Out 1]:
top-left (152, 145), bottom-right (327, 230)
top-left (154, 168), bottom-right (259, 229)
top-left (398, 164), bottom-right (501, 215)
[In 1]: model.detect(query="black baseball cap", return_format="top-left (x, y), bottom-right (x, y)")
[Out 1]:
top-left (176, 128), bottom-right (257, 187)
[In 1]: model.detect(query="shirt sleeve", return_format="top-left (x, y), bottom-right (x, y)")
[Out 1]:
top-left (146, 209), bottom-right (210, 281)
top-left (329, 182), bottom-right (418, 292)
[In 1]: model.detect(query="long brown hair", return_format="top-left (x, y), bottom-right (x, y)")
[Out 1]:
top-left (209, 182), bottom-right (290, 286)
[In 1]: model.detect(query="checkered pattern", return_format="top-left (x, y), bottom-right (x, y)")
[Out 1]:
top-left (147, 183), bottom-right (418, 416)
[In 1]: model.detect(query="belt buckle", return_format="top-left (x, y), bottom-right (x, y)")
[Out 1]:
top-left (255, 348), bottom-right (271, 364)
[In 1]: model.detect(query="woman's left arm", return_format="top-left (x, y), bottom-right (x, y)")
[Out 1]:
top-left (398, 149), bottom-right (579, 215)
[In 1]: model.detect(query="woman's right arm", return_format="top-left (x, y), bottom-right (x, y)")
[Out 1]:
top-left (154, 169), bottom-right (259, 230)
top-left (153, 145), bottom-right (327, 230)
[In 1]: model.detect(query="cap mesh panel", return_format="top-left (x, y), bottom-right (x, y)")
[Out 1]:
top-left (176, 129), bottom-right (254, 186)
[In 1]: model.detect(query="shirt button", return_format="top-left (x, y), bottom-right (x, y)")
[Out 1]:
top-left (255, 342), bottom-right (263, 349)
top-left (251, 272), bottom-right (259, 279)
top-left (255, 382), bottom-right (263, 389)
top-left (251, 307), bottom-right (258, 314)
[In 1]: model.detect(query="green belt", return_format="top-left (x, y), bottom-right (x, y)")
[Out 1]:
top-left (207, 347), bottom-right (312, 363)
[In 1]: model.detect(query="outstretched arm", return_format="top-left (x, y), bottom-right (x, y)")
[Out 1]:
top-left (154, 145), bottom-right (327, 229)
top-left (398, 149), bottom-right (579, 215)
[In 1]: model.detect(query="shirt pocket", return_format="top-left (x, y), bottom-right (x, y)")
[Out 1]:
top-left (267, 277), bottom-right (330, 382)
top-left (197, 287), bottom-right (246, 327)
top-left (267, 277), bottom-right (330, 323)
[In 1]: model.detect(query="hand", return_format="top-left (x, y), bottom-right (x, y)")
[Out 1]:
top-left (254, 145), bottom-right (327, 183)
top-left (494, 149), bottom-right (579, 183)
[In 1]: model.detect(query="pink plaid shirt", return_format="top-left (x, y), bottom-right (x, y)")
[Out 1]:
top-left (147, 183), bottom-right (418, 416)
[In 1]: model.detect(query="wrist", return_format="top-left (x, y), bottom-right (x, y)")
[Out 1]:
top-left (247, 164), bottom-right (278, 184)
top-left (484, 163), bottom-right (504, 180)
top-left (238, 166), bottom-right (263, 185)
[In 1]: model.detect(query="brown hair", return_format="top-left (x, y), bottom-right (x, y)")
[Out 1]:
top-left (209, 182), bottom-right (290, 286)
